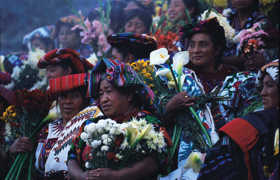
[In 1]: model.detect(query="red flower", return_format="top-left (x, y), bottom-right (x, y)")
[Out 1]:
top-left (114, 134), bottom-right (124, 147)
top-left (106, 152), bottom-right (117, 161)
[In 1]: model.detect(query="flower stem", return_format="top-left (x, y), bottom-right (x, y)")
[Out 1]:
top-left (5, 154), bottom-right (22, 180)
top-left (189, 107), bottom-right (212, 147)
top-left (168, 62), bottom-right (179, 92)
top-left (15, 153), bottom-right (29, 180)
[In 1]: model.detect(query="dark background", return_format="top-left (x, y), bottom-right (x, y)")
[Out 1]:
top-left (0, 0), bottom-right (97, 53)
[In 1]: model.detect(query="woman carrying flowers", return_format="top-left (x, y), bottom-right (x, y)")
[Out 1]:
top-left (67, 58), bottom-right (171, 180)
top-left (34, 73), bottom-right (92, 179)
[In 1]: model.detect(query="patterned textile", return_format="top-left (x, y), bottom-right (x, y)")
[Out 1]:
top-left (257, 59), bottom-right (279, 86)
top-left (87, 58), bottom-right (155, 112)
top-left (49, 73), bottom-right (87, 94)
top-left (216, 71), bottom-right (263, 128)
top-left (67, 110), bottom-right (165, 173)
top-left (35, 105), bottom-right (103, 177)
top-left (37, 48), bottom-right (93, 73)
top-left (169, 68), bottom-right (218, 176)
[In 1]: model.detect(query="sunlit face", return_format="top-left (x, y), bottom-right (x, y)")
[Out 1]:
top-left (58, 89), bottom-right (86, 122)
top-left (187, 33), bottom-right (218, 68)
top-left (98, 80), bottom-right (132, 119)
top-left (58, 25), bottom-right (80, 49)
top-left (46, 64), bottom-right (72, 80)
top-left (261, 75), bottom-right (279, 109)
top-left (167, 0), bottom-right (186, 22)
top-left (231, 0), bottom-right (255, 10)
top-left (124, 17), bottom-right (147, 34)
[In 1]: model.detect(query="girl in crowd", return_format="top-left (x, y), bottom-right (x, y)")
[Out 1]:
top-left (124, 9), bottom-right (153, 34)
top-left (198, 59), bottom-right (279, 180)
top-left (54, 16), bottom-right (93, 58)
top-left (67, 58), bottom-right (171, 180)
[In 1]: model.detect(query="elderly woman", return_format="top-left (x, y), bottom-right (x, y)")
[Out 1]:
top-left (67, 58), bottom-right (171, 180)
top-left (198, 60), bottom-right (279, 180)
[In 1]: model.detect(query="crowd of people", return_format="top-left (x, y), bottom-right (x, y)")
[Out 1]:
top-left (0, 0), bottom-right (279, 180)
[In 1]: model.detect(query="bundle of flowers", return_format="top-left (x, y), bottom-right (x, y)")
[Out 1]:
top-left (199, 9), bottom-right (235, 43)
top-left (4, 89), bottom-right (52, 180)
top-left (5, 48), bottom-right (47, 91)
top-left (72, 4), bottom-right (112, 57)
top-left (153, 30), bottom-right (179, 53)
top-left (236, 22), bottom-right (269, 57)
top-left (81, 118), bottom-right (168, 170)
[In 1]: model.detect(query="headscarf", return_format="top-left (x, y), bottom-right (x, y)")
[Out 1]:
top-left (87, 58), bottom-right (155, 111)
top-left (49, 73), bottom-right (87, 95)
top-left (257, 59), bottom-right (279, 86)
top-left (37, 48), bottom-right (93, 73)
top-left (22, 25), bottom-right (54, 51)
top-left (108, 32), bottom-right (157, 59)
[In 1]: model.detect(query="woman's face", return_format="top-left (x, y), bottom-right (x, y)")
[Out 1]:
top-left (58, 25), bottom-right (80, 49)
top-left (58, 89), bottom-right (86, 121)
top-left (231, 0), bottom-right (255, 10)
top-left (168, 0), bottom-right (187, 22)
top-left (46, 64), bottom-right (72, 80)
top-left (261, 74), bottom-right (279, 109)
top-left (98, 79), bottom-right (132, 119)
top-left (243, 52), bottom-right (266, 72)
top-left (31, 38), bottom-right (47, 52)
top-left (187, 33), bottom-right (218, 68)
top-left (124, 17), bottom-right (147, 34)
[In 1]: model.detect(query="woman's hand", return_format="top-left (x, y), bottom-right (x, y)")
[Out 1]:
top-left (9, 137), bottom-right (33, 153)
top-left (165, 92), bottom-right (195, 113)
top-left (81, 168), bottom-right (119, 180)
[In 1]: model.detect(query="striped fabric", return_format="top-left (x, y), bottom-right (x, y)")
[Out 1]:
top-left (49, 73), bottom-right (88, 94)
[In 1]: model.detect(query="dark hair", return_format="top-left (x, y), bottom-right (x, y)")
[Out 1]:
top-left (124, 9), bottom-right (152, 33)
top-left (229, 0), bottom-right (259, 12)
top-left (54, 21), bottom-right (80, 39)
top-left (110, 1), bottom-right (126, 33)
top-left (183, 18), bottom-right (226, 65)
top-left (126, 0), bottom-right (155, 15)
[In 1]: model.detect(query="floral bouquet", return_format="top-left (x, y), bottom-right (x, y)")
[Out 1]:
top-left (5, 48), bottom-right (47, 91)
top-left (3, 89), bottom-right (52, 180)
top-left (81, 118), bottom-right (168, 170)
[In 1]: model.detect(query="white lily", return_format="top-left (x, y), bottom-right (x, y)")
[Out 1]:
top-left (173, 51), bottom-right (189, 75)
top-left (150, 48), bottom-right (170, 65)
top-left (184, 151), bottom-right (204, 173)
top-left (155, 68), bottom-right (173, 80)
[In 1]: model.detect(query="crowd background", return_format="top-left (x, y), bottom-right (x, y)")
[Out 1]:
top-left (0, 0), bottom-right (279, 180)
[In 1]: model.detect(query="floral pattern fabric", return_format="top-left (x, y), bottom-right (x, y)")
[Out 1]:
top-left (216, 71), bottom-right (263, 127)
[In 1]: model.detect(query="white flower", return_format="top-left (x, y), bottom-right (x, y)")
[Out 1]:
top-left (200, 10), bottom-right (235, 42)
top-left (150, 48), bottom-right (170, 65)
top-left (222, 8), bottom-right (232, 18)
top-left (155, 68), bottom-right (173, 80)
top-left (27, 48), bottom-right (45, 68)
top-left (85, 161), bottom-right (91, 169)
top-left (87, 53), bottom-right (98, 66)
top-left (173, 51), bottom-right (189, 74)
top-left (116, 153), bottom-right (123, 160)
top-left (91, 140), bottom-right (102, 149)
top-left (80, 132), bottom-right (89, 141)
top-left (101, 145), bottom-right (109, 152)
top-left (11, 66), bottom-right (22, 80)
top-left (184, 151), bottom-right (204, 173)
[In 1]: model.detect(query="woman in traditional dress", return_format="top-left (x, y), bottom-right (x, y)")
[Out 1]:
top-left (67, 58), bottom-right (171, 180)
top-left (198, 59), bottom-right (279, 180)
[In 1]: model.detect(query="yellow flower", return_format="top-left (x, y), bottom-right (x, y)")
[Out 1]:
top-left (184, 151), bottom-right (203, 172)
